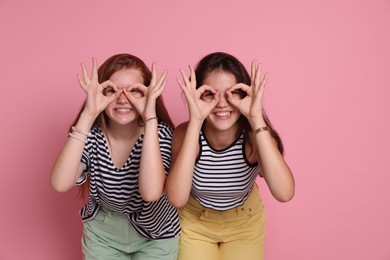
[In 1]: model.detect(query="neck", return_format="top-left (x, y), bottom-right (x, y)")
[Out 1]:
top-left (105, 120), bottom-right (143, 140)
top-left (203, 123), bottom-right (240, 150)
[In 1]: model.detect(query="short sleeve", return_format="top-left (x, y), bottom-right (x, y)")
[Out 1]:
top-left (157, 123), bottom-right (173, 176)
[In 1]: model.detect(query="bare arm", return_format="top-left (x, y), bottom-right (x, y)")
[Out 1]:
top-left (165, 66), bottom-right (219, 208)
top-left (50, 58), bottom-right (119, 192)
top-left (125, 63), bottom-right (168, 202)
top-left (227, 60), bottom-right (295, 202)
top-left (50, 113), bottom-right (95, 192)
top-left (165, 121), bottom-right (202, 208)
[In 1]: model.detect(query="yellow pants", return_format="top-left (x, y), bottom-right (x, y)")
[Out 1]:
top-left (178, 184), bottom-right (266, 260)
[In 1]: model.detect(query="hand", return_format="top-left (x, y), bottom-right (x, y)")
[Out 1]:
top-left (226, 60), bottom-right (269, 126)
top-left (77, 57), bottom-right (120, 118)
top-left (177, 65), bottom-right (220, 122)
top-left (123, 62), bottom-right (167, 120)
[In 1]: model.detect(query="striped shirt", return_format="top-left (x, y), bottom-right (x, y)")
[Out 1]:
top-left (192, 129), bottom-right (260, 211)
top-left (76, 123), bottom-right (180, 239)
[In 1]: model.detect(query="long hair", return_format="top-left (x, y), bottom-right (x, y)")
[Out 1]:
top-left (73, 53), bottom-right (174, 199)
top-left (194, 52), bottom-right (284, 155)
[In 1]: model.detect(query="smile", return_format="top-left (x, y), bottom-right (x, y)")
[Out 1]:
top-left (115, 108), bottom-right (131, 113)
top-left (214, 112), bottom-right (231, 118)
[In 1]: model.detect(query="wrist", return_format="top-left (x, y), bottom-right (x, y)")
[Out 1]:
top-left (248, 117), bottom-right (267, 130)
top-left (143, 116), bottom-right (158, 125)
top-left (77, 112), bottom-right (96, 131)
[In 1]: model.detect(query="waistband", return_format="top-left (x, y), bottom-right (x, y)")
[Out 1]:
top-left (182, 184), bottom-right (264, 221)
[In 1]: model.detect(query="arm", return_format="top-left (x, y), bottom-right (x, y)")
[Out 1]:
top-left (50, 57), bottom-right (119, 192)
top-left (125, 63), bottom-right (168, 202)
top-left (165, 121), bottom-right (202, 208)
top-left (227, 60), bottom-right (295, 202)
top-left (165, 66), bottom-right (219, 208)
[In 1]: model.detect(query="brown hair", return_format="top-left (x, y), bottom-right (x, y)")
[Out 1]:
top-left (74, 53), bottom-right (174, 199)
top-left (194, 52), bottom-right (284, 155)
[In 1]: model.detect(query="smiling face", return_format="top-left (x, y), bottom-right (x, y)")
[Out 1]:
top-left (104, 68), bottom-right (144, 126)
top-left (202, 70), bottom-right (243, 133)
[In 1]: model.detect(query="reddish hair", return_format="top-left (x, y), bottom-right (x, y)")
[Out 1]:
top-left (73, 53), bottom-right (174, 199)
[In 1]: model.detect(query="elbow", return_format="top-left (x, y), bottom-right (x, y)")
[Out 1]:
top-left (166, 192), bottom-right (189, 208)
top-left (50, 180), bottom-right (72, 193)
top-left (140, 188), bottom-right (164, 203)
top-left (50, 175), bottom-right (73, 193)
top-left (275, 188), bottom-right (295, 203)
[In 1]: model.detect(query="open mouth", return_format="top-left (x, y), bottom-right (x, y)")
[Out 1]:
top-left (214, 111), bottom-right (231, 119)
top-left (115, 108), bottom-right (132, 113)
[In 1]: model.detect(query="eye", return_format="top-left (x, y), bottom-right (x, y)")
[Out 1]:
top-left (103, 87), bottom-right (115, 96)
top-left (201, 90), bottom-right (214, 98)
top-left (231, 89), bottom-right (246, 98)
top-left (129, 88), bottom-right (143, 97)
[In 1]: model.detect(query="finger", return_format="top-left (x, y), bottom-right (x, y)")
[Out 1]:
top-left (127, 83), bottom-right (148, 96)
top-left (101, 80), bottom-right (118, 92)
top-left (179, 68), bottom-right (191, 87)
top-left (189, 65), bottom-right (197, 89)
top-left (258, 72), bottom-right (269, 96)
top-left (229, 83), bottom-right (251, 96)
top-left (122, 89), bottom-right (137, 104)
top-left (209, 90), bottom-right (220, 107)
top-left (81, 63), bottom-right (89, 83)
top-left (226, 91), bottom-right (240, 108)
top-left (254, 62), bottom-right (262, 89)
top-left (154, 69), bottom-right (168, 91)
top-left (197, 84), bottom-right (217, 95)
top-left (91, 57), bottom-right (99, 83)
top-left (77, 74), bottom-right (87, 91)
top-left (177, 78), bottom-right (193, 99)
top-left (155, 78), bottom-right (166, 96)
top-left (251, 60), bottom-right (256, 87)
top-left (150, 62), bottom-right (157, 87)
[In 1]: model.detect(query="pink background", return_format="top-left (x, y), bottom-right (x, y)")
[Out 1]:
top-left (1, 0), bottom-right (389, 259)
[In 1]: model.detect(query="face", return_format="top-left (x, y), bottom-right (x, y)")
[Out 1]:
top-left (104, 68), bottom-right (144, 126)
top-left (202, 70), bottom-right (243, 132)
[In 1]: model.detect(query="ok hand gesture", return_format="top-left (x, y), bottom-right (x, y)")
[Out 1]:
top-left (178, 65), bottom-right (220, 123)
top-left (123, 63), bottom-right (167, 121)
top-left (77, 57), bottom-right (119, 118)
top-left (226, 60), bottom-right (269, 125)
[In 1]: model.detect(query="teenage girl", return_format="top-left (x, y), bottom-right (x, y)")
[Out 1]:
top-left (51, 54), bottom-right (180, 260)
top-left (166, 52), bottom-right (295, 260)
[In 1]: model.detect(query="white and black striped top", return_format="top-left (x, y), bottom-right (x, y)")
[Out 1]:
top-left (192, 129), bottom-right (260, 211)
top-left (76, 123), bottom-right (180, 239)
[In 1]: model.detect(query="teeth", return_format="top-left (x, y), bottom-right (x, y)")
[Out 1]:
top-left (215, 112), bottom-right (230, 117)
top-left (116, 108), bottom-right (131, 112)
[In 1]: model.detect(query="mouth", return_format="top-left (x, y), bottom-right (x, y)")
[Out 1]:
top-left (213, 111), bottom-right (232, 119)
top-left (115, 108), bottom-right (132, 114)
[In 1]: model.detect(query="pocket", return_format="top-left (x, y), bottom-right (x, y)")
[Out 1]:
top-left (93, 208), bottom-right (107, 223)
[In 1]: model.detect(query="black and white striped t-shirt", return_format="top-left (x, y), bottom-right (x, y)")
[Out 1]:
top-left (76, 123), bottom-right (180, 239)
top-left (192, 129), bottom-right (260, 211)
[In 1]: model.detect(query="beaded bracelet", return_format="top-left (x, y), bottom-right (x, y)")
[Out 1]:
top-left (68, 132), bottom-right (87, 143)
top-left (71, 126), bottom-right (91, 137)
top-left (253, 126), bottom-right (269, 135)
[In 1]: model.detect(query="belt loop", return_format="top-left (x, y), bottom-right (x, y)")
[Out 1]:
top-left (203, 209), bottom-right (209, 218)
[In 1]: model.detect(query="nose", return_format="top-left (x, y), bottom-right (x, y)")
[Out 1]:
top-left (117, 91), bottom-right (129, 104)
top-left (216, 92), bottom-right (228, 108)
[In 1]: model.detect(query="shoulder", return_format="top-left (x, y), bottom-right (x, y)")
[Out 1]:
top-left (172, 121), bottom-right (190, 141)
top-left (157, 122), bottom-right (174, 139)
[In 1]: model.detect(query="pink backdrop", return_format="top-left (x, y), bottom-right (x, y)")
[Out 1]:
top-left (1, 0), bottom-right (389, 259)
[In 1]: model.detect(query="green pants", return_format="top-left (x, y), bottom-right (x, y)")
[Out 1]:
top-left (82, 207), bottom-right (179, 260)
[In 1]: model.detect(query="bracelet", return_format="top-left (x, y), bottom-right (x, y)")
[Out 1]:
top-left (144, 116), bottom-right (158, 124)
top-left (253, 126), bottom-right (269, 135)
top-left (71, 126), bottom-right (91, 137)
top-left (68, 132), bottom-right (87, 144)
